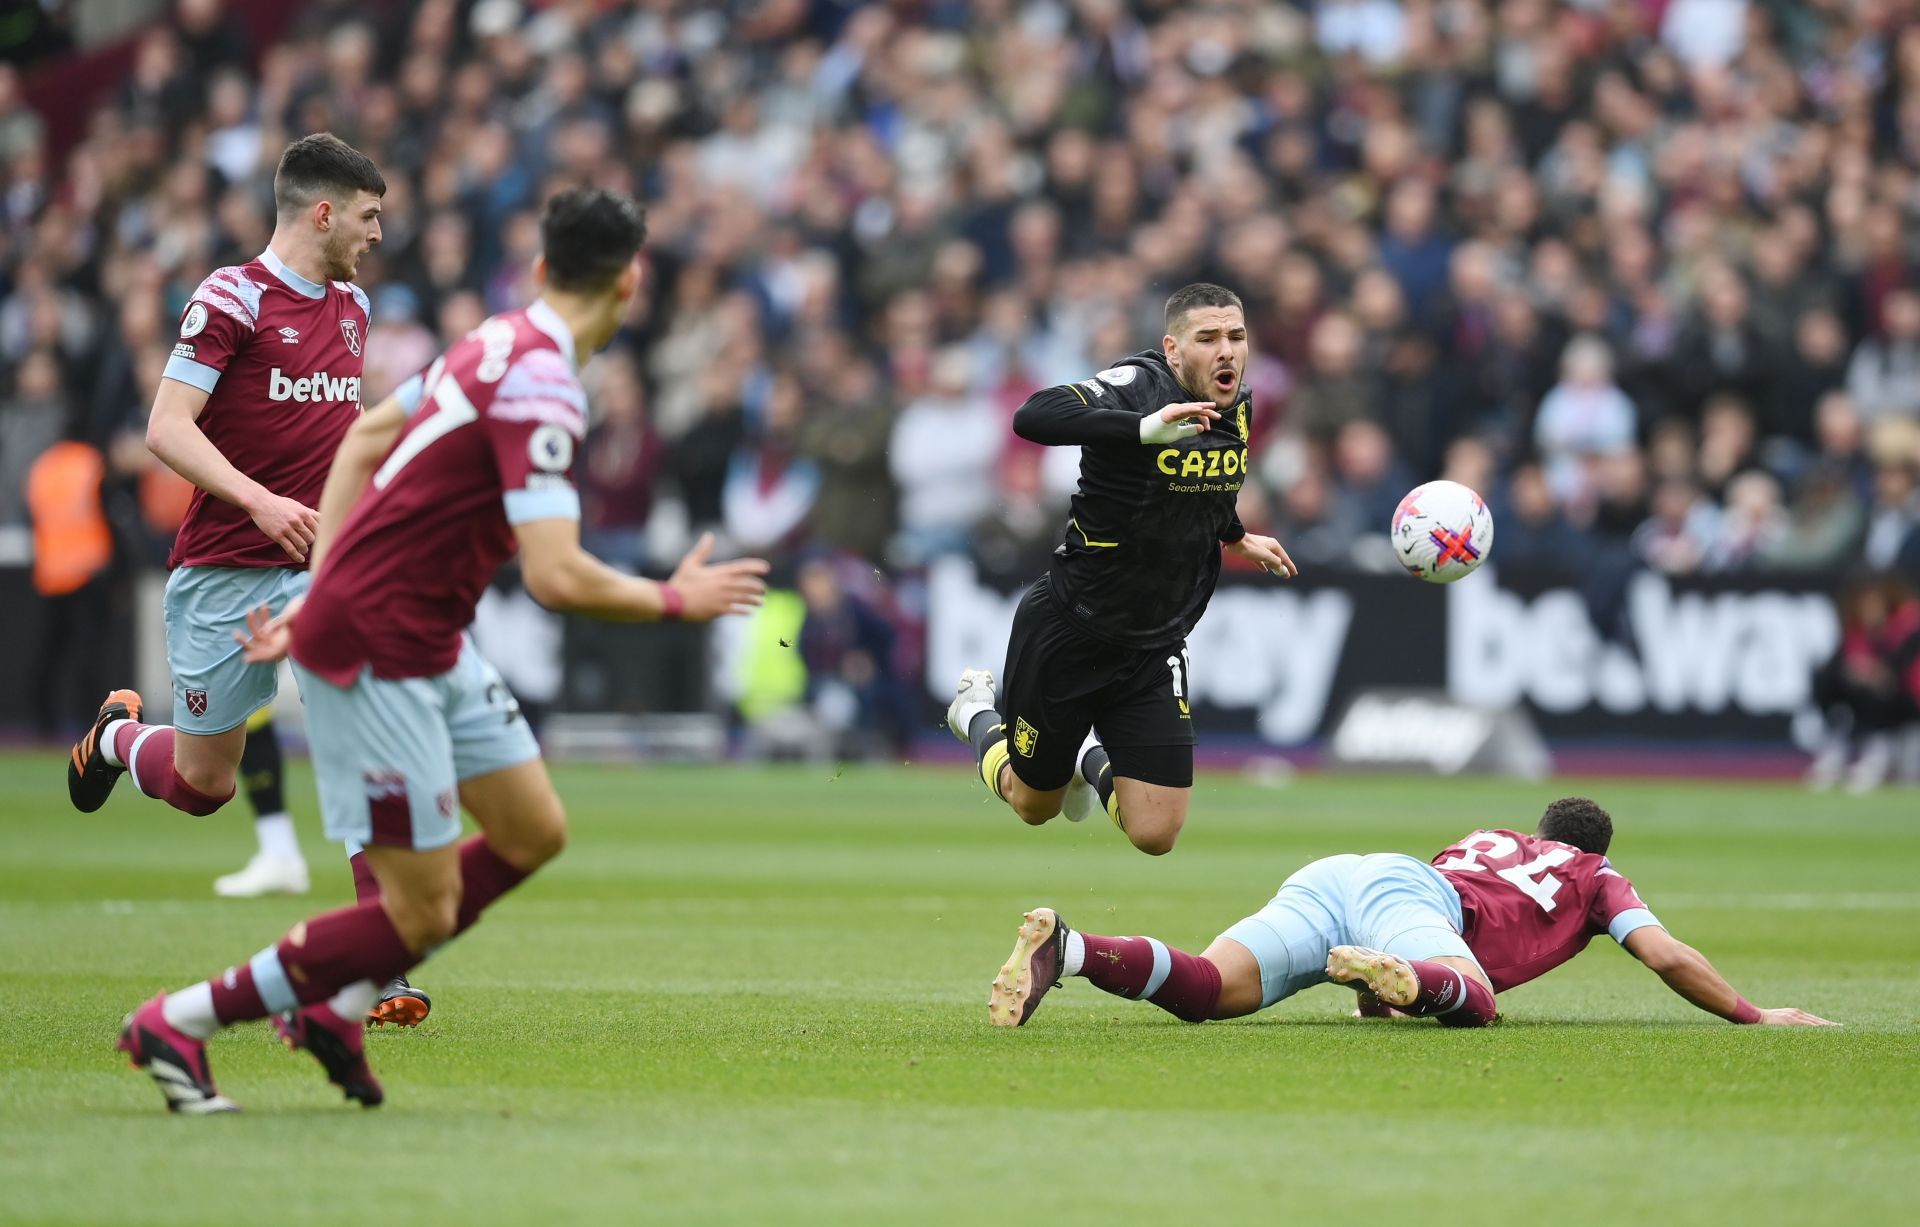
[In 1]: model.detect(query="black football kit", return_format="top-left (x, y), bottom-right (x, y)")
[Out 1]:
top-left (995, 349), bottom-right (1251, 790)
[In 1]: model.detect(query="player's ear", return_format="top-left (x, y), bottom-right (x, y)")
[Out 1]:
top-left (531, 254), bottom-right (549, 290)
top-left (616, 255), bottom-right (642, 303)
top-left (1162, 332), bottom-right (1178, 360)
top-left (311, 198), bottom-right (333, 233)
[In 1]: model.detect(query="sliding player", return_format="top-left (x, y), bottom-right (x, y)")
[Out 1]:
top-left (66, 134), bottom-right (384, 898)
top-left (114, 188), bottom-right (768, 1113)
top-left (945, 284), bottom-right (1295, 855)
top-left (989, 797), bottom-right (1835, 1029)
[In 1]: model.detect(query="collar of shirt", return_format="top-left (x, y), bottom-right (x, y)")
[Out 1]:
top-left (258, 246), bottom-right (326, 300)
top-left (527, 297), bottom-right (578, 372)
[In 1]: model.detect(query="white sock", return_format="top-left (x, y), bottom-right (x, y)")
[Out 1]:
top-left (1063, 929), bottom-right (1086, 977)
top-left (254, 813), bottom-right (302, 861)
top-left (326, 979), bottom-right (380, 1021)
top-left (99, 719), bottom-right (132, 767)
top-left (161, 981), bottom-right (220, 1040)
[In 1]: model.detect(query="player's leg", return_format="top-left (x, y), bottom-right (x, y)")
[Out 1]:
top-left (987, 906), bottom-right (1246, 1027)
top-left (119, 836), bottom-right (456, 1113)
top-left (212, 707), bottom-right (312, 897)
top-left (947, 586), bottom-right (1091, 826)
top-left (366, 642), bottom-right (549, 1028)
top-left (1091, 646), bottom-right (1196, 854)
top-left (117, 663), bottom-right (476, 1113)
top-left (72, 567), bottom-right (291, 818)
top-left (1326, 853), bottom-right (1497, 1026)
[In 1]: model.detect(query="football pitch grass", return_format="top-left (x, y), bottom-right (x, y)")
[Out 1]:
top-left (2, 752), bottom-right (1915, 1225)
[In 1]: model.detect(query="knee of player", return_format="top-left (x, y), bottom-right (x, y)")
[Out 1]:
top-left (1011, 798), bottom-right (1057, 826)
top-left (521, 810), bottom-right (569, 866)
top-left (176, 759), bottom-right (238, 800)
top-left (390, 893), bottom-right (458, 952)
top-left (1124, 810), bottom-right (1186, 855)
top-left (1128, 825), bottom-right (1180, 856)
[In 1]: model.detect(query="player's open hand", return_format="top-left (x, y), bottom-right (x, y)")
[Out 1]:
top-left (234, 597), bottom-right (302, 664)
top-left (1227, 532), bottom-right (1297, 578)
top-left (668, 532), bottom-right (770, 621)
top-left (1139, 402), bottom-right (1220, 444)
top-left (1758, 1007), bottom-right (1839, 1026)
top-left (247, 491), bottom-right (320, 563)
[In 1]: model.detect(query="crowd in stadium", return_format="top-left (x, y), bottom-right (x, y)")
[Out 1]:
top-left (4, 0), bottom-right (1920, 733)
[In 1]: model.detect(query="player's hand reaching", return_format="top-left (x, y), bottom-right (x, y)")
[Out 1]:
top-left (1226, 533), bottom-right (1297, 578)
top-left (234, 597), bottom-right (303, 664)
top-left (1758, 1007), bottom-right (1839, 1026)
top-left (665, 532), bottom-right (771, 621)
top-left (1139, 402), bottom-right (1220, 444)
top-left (246, 490), bottom-right (320, 562)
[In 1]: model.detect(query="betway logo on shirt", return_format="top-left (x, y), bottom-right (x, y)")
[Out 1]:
top-left (268, 368), bottom-right (361, 403)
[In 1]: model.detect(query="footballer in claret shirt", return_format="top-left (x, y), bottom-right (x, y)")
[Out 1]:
top-left (987, 797), bottom-right (1836, 1031)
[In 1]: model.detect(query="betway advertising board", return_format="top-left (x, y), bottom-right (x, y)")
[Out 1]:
top-left (924, 558), bottom-right (1839, 743)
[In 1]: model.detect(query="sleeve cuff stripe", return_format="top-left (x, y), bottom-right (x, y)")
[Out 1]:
top-left (162, 356), bottom-right (221, 393)
top-left (504, 487), bottom-right (581, 525)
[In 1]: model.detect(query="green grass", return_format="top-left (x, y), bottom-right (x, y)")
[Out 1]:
top-left (1, 752), bottom-right (1914, 1225)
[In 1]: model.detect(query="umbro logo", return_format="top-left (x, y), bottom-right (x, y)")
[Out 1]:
top-left (278, 327), bottom-right (300, 344)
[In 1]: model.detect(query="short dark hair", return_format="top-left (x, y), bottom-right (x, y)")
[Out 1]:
top-left (1164, 282), bottom-right (1245, 335)
top-left (541, 188), bottom-right (648, 293)
top-left (274, 133), bottom-right (386, 216)
top-left (1536, 797), bottom-right (1613, 856)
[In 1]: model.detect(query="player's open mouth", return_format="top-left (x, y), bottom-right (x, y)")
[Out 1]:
top-left (1213, 369), bottom-right (1236, 391)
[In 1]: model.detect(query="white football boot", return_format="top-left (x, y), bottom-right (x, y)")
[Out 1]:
top-left (214, 852), bottom-right (310, 898)
top-left (946, 668), bottom-right (998, 742)
top-left (1061, 728), bottom-right (1103, 823)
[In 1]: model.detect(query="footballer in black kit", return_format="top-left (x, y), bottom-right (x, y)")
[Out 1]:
top-left (946, 284), bottom-right (1296, 854)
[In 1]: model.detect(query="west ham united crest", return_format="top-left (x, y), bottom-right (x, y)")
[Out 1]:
top-left (340, 317), bottom-right (362, 356)
top-left (185, 688), bottom-right (209, 717)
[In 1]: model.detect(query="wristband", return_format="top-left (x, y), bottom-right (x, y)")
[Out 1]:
top-left (658, 582), bottom-right (685, 621)
top-left (1729, 997), bottom-right (1762, 1025)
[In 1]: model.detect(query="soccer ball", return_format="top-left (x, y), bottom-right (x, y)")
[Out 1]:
top-left (1392, 480), bottom-right (1494, 584)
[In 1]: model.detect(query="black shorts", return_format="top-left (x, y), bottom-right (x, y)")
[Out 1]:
top-left (997, 580), bottom-right (1194, 792)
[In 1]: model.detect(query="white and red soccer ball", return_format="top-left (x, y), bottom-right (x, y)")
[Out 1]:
top-left (1392, 480), bottom-right (1494, 583)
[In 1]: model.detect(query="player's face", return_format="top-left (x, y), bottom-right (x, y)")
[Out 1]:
top-left (1165, 306), bottom-right (1249, 409)
top-left (322, 191), bottom-right (384, 281)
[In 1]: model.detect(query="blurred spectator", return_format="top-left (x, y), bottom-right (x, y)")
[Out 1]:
top-left (1634, 479), bottom-right (1720, 576)
top-left (1770, 466), bottom-right (1867, 573)
top-left (1846, 289), bottom-right (1920, 424)
top-left (1294, 312), bottom-right (1372, 446)
top-left (723, 374), bottom-right (818, 557)
top-left (25, 419), bottom-right (112, 734)
top-left (1706, 471), bottom-right (1787, 571)
top-left (797, 354), bottom-right (894, 563)
top-left (1496, 463), bottom-right (1585, 569)
top-left (797, 557), bottom-right (912, 757)
top-left (1, 349), bottom-right (67, 525)
top-left (1534, 335), bottom-right (1636, 508)
top-left (1806, 574), bottom-right (1920, 793)
top-left (889, 348), bottom-right (1001, 564)
top-left (579, 348), bottom-right (663, 571)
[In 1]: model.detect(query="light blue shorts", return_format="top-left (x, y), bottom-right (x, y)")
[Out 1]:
top-left (163, 565), bottom-right (310, 734)
top-left (292, 637), bottom-right (541, 851)
top-left (1217, 853), bottom-right (1482, 1009)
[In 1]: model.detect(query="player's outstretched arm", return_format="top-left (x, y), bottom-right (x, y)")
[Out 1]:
top-left (307, 393), bottom-right (411, 578)
top-left (1622, 926), bottom-right (1837, 1026)
top-left (147, 377), bottom-right (318, 562)
top-left (517, 523), bottom-right (768, 622)
top-left (1011, 382), bottom-right (1221, 447)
